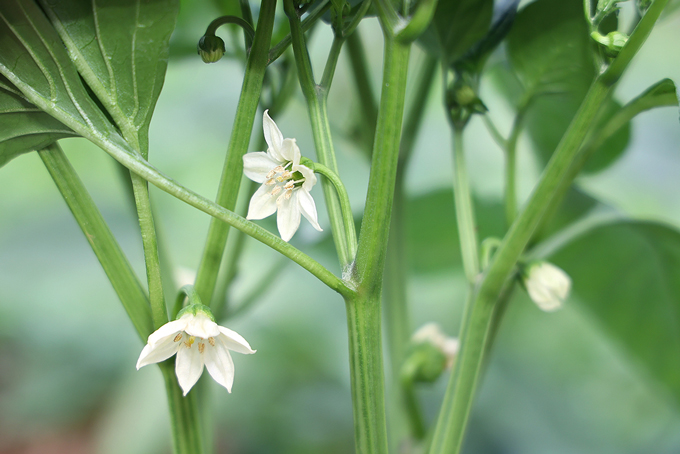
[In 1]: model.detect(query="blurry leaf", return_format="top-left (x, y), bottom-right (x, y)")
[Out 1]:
top-left (552, 221), bottom-right (680, 404)
top-left (507, 0), bottom-right (594, 98)
top-left (39, 0), bottom-right (180, 155)
top-left (406, 190), bottom-right (504, 273)
top-left (454, 0), bottom-right (519, 74)
top-left (621, 78), bottom-right (679, 118)
top-left (534, 187), bottom-right (599, 241)
top-left (0, 0), bottom-right (126, 149)
top-left (582, 99), bottom-right (631, 173)
top-left (0, 75), bottom-right (75, 168)
top-left (419, 0), bottom-right (494, 65)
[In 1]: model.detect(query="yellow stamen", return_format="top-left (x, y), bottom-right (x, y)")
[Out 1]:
top-left (198, 343), bottom-right (205, 354)
top-left (208, 337), bottom-right (215, 347)
top-left (173, 333), bottom-right (182, 342)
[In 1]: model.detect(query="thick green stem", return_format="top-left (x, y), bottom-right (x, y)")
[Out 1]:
top-left (194, 0), bottom-right (277, 306)
top-left (345, 293), bottom-right (389, 454)
top-left (451, 127), bottom-right (480, 282)
top-left (348, 34), bottom-right (410, 454)
top-left (38, 144), bottom-right (152, 339)
top-left (428, 77), bottom-right (612, 454)
top-left (284, 0), bottom-right (354, 267)
top-left (161, 363), bottom-right (204, 454)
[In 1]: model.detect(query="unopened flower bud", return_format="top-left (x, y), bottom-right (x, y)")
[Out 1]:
top-left (197, 34), bottom-right (226, 63)
top-left (401, 323), bottom-right (460, 385)
top-left (520, 261), bottom-right (571, 312)
top-left (591, 31), bottom-right (628, 58)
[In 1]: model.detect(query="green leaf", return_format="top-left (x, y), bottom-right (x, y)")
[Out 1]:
top-left (419, 0), bottom-right (494, 65)
top-left (551, 221), bottom-right (680, 404)
top-left (38, 0), bottom-right (180, 155)
top-left (0, 75), bottom-right (75, 167)
top-left (0, 0), bottom-right (126, 148)
top-left (507, 0), bottom-right (594, 99)
top-left (504, 0), bottom-right (632, 172)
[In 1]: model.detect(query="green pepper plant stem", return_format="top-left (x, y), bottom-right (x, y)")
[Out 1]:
top-left (451, 126), bottom-right (480, 282)
top-left (428, 4), bottom-right (670, 450)
top-left (161, 362), bottom-right (205, 454)
top-left (349, 27), bottom-right (411, 451)
top-left (38, 144), bottom-right (152, 339)
top-left (194, 0), bottom-right (277, 307)
top-left (284, 0), bottom-right (356, 267)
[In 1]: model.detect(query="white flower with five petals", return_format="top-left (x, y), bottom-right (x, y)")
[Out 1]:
top-left (243, 110), bottom-right (322, 242)
top-left (136, 305), bottom-right (255, 395)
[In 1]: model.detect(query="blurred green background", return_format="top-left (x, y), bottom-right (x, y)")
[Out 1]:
top-left (1, 0), bottom-right (680, 453)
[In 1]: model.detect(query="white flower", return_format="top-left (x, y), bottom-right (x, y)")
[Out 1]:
top-left (412, 322), bottom-right (460, 369)
top-left (243, 110), bottom-right (322, 242)
top-left (136, 305), bottom-right (255, 395)
top-left (521, 261), bottom-right (571, 312)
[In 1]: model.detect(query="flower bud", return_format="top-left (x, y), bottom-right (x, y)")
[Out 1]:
top-left (197, 34), bottom-right (226, 63)
top-left (591, 31), bottom-right (628, 58)
top-left (400, 323), bottom-right (460, 385)
top-left (520, 261), bottom-right (571, 312)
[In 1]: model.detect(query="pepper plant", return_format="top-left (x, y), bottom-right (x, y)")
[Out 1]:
top-left (0, 0), bottom-right (679, 453)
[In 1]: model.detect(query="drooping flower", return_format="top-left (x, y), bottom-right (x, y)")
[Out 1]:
top-left (520, 261), bottom-right (571, 312)
top-left (243, 110), bottom-right (322, 242)
top-left (412, 322), bottom-right (460, 369)
top-left (136, 305), bottom-right (255, 395)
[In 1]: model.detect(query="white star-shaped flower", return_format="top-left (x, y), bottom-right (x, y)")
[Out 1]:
top-left (136, 305), bottom-right (255, 395)
top-left (520, 261), bottom-right (571, 312)
top-left (243, 110), bottom-right (322, 242)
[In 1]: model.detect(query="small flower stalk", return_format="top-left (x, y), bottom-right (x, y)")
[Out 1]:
top-left (243, 110), bottom-right (322, 241)
top-left (520, 261), bottom-right (571, 312)
top-left (137, 304), bottom-right (255, 395)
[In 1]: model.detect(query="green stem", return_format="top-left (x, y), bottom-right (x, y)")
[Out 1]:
top-left (267, 0), bottom-right (331, 64)
top-left (504, 112), bottom-right (524, 227)
top-left (345, 29), bottom-right (378, 157)
top-left (194, 0), bottom-right (277, 306)
top-left (284, 0), bottom-right (355, 267)
top-left (345, 293), bottom-right (390, 454)
top-left (383, 52), bottom-right (436, 449)
top-left (312, 162), bottom-right (358, 259)
top-left (451, 127), bottom-right (480, 282)
top-left (428, 76), bottom-right (612, 454)
top-left (161, 363), bottom-right (205, 454)
top-left (38, 144), bottom-right (152, 340)
top-left (349, 35), bottom-right (411, 454)
top-left (130, 174), bottom-right (168, 329)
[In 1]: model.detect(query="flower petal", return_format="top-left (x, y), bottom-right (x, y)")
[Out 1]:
top-left (263, 110), bottom-right (284, 160)
top-left (176, 342), bottom-right (205, 396)
top-left (297, 189), bottom-right (323, 232)
top-left (246, 184), bottom-right (278, 220)
top-left (296, 165), bottom-right (317, 191)
top-left (217, 326), bottom-right (257, 354)
top-left (243, 152), bottom-right (280, 183)
top-left (136, 337), bottom-right (182, 369)
top-left (277, 190), bottom-right (302, 242)
top-left (147, 318), bottom-right (188, 346)
top-left (184, 312), bottom-right (220, 339)
top-left (204, 340), bottom-right (235, 393)
top-left (279, 138), bottom-right (301, 167)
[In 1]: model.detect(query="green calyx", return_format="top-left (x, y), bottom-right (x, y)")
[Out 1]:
top-left (176, 303), bottom-right (216, 322)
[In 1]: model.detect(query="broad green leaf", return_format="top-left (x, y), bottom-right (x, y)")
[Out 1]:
top-left (505, 0), bottom-right (632, 173)
top-left (0, 75), bottom-right (75, 167)
top-left (551, 221), bottom-right (680, 403)
top-left (0, 0), bottom-right (128, 150)
top-left (39, 0), bottom-right (180, 155)
top-left (419, 0), bottom-right (494, 65)
top-left (507, 0), bottom-right (594, 98)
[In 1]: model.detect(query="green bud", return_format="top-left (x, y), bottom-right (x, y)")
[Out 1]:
top-left (401, 342), bottom-right (448, 384)
top-left (591, 31), bottom-right (628, 58)
top-left (197, 34), bottom-right (226, 63)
